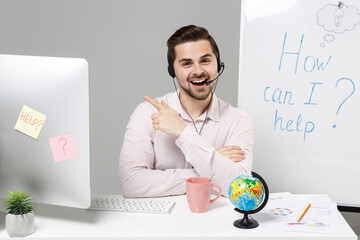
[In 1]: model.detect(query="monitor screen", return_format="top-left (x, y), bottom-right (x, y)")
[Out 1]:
top-left (0, 54), bottom-right (91, 209)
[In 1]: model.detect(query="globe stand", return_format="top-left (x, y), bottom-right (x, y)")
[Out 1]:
top-left (233, 208), bottom-right (259, 229)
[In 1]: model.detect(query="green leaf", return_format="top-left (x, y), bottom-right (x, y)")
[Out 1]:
top-left (3, 189), bottom-right (36, 215)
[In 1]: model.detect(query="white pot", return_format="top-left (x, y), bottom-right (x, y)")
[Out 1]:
top-left (6, 212), bottom-right (35, 237)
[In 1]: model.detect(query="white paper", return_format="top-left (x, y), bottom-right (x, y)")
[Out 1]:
top-left (253, 193), bottom-right (341, 234)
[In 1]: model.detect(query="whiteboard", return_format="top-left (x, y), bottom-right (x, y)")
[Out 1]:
top-left (238, 0), bottom-right (360, 207)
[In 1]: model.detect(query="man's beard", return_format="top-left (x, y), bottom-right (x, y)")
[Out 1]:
top-left (179, 73), bottom-right (214, 101)
top-left (179, 83), bottom-right (213, 101)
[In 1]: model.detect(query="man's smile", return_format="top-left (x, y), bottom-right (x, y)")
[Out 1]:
top-left (190, 78), bottom-right (208, 86)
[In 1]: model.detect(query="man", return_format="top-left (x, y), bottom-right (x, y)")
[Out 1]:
top-left (119, 25), bottom-right (253, 198)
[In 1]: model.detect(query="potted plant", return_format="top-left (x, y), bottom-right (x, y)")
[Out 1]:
top-left (4, 189), bottom-right (36, 237)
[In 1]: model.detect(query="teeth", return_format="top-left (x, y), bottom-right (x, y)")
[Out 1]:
top-left (192, 79), bottom-right (207, 83)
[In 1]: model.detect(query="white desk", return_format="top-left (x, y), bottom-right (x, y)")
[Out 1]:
top-left (0, 194), bottom-right (357, 239)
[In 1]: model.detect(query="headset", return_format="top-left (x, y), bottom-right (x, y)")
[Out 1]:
top-left (167, 41), bottom-right (225, 79)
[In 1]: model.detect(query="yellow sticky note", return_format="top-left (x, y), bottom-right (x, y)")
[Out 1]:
top-left (14, 105), bottom-right (46, 139)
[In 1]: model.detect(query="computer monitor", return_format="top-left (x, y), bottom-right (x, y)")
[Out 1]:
top-left (0, 54), bottom-right (91, 209)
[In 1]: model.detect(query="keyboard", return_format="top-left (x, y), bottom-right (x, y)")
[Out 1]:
top-left (89, 195), bottom-right (176, 214)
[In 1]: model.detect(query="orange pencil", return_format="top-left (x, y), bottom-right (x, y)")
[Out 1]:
top-left (298, 203), bottom-right (311, 222)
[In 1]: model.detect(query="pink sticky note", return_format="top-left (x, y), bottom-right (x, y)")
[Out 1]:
top-left (48, 133), bottom-right (80, 163)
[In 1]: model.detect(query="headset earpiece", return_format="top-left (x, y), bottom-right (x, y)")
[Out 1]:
top-left (214, 43), bottom-right (224, 74)
top-left (167, 51), bottom-right (176, 78)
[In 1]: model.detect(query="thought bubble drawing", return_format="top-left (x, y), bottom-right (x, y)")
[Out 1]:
top-left (324, 34), bottom-right (335, 42)
top-left (317, 2), bottom-right (360, 47)
top-left (317, 3), bottom-right (360, 34)
top-left (320, 34), bottom-right (336, 48)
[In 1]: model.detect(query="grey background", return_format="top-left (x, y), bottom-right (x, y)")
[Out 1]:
top-left (0, 0), bottom-right (240, 194)
top-left (0, 0), bottom-right (358, 238)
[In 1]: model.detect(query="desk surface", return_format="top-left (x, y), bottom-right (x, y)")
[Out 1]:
top-left (0, 194), bottom-right (357, 239)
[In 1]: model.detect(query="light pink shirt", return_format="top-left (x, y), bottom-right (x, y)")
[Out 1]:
top-left (119, 91), bottom-right (253, 198)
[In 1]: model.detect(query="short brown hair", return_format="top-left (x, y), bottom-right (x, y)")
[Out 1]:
top-left (167, 25), bottom-right (218, 65)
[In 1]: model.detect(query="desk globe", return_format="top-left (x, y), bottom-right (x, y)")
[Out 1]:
top-left (228, 172), bottom-right (269, 229)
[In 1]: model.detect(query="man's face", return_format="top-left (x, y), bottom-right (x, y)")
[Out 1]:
top-left (173, 40), bottom-right (218, 101)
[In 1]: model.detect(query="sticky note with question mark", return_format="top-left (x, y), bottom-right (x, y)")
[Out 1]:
top-left (14, 105), bottom-right (46, 139)
top-left (48, 132), bottom-right (80, 163)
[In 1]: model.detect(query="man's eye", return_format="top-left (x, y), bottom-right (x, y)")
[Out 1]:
top-left (201, 58), bottom-right (211, 64)
top-left (182, 62), bottom-right (191, 67)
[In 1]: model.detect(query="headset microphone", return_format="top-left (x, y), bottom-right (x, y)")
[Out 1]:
top-left (205, 63), bottom-right (225, 86)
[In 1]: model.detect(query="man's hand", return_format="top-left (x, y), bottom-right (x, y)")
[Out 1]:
top-left (144, 95), bottom-right (186, 138)
top-left (217, 145), bottom-right (245, 163)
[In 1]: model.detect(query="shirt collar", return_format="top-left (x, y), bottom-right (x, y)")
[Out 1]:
top-left (173, 91), bottom-right (220, 122)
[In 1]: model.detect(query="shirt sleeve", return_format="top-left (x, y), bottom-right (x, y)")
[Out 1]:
top-left (175, 112), bottom-right (254, 197)
top-left (119, 102), bottom-right (198, 198)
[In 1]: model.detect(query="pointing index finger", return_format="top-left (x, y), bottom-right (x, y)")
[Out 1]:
top-left (144, 95), bottom-right (163, 110)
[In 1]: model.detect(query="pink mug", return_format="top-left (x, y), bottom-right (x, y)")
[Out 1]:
top-left (186, 177), bottom-right (222, 213)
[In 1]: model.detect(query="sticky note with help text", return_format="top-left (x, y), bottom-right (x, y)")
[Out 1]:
top-left (48, 132), bottom-right (80, 163)
top-left (14, 105), bottom-right (46, 139)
